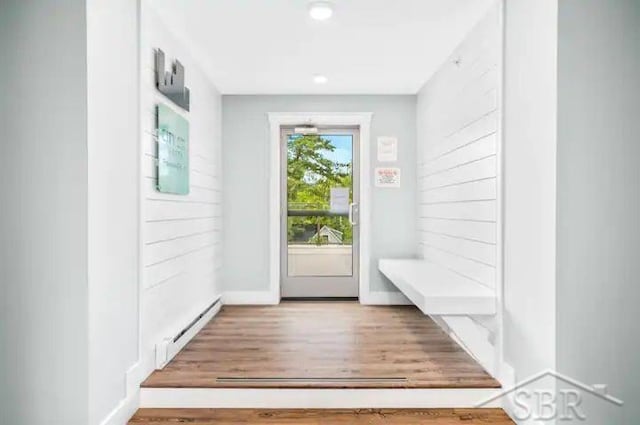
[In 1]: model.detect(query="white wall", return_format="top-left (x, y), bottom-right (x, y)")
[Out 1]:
top-left (416, 1), bottom-right (502, 376)
top-left (222, 96), bottom-right (416, 297)
top-left (139, 2), bottom-right (223, 377)
top-left (0, 1), bottom-right (89, 424)
top-left (1, 3), bottom-right (223, 423)
top-left (417, 4), bottom-right (562, 419)
top-left (503, 0), bottom-right (558, 419)
top-left (87, 1), bottom-right (140, 424)
top-left (556, 0), bottom-right (640, 422)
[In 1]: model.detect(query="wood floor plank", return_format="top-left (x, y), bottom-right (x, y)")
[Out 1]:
top-left (142, 302), bottom-right (500, 389)
top-left (130, 408), bottom-right (515, 424)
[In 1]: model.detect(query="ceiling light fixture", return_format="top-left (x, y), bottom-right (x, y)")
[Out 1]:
top-left (313, 75), bottom-right (329, 84)
top-left (309, 1), bottom-right (334, 21)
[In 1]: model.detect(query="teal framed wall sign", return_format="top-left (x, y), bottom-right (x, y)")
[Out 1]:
top-left (157, 104), bottom-right (189, 195)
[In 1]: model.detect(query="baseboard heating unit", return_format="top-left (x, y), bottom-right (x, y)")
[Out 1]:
top-left (155, 296), bottom-right (222, 369)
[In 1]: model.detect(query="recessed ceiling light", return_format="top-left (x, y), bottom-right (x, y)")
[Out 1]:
top-left (309, 1), bottom-right (333, 21)
top-left (313, 75), bottom-right (328, 84)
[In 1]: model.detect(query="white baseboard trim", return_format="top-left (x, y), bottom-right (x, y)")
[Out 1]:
top-left (98, 388), bottom-right (139, 425)
top-left (223, 290), bottom-right (280, 305)
top-left (360, 291), bottom-right (411, 305)
top-left (98, 296), bottom-right (225, 425)
top-left (125, 361), bottom-right (145, 403)
top-left (497, 362), bottom-right (543, 425)
top-left (498, 361), bottom-right (515, 390)
top-left (96, 361), bottom-right (144, 425)
top-left (140, 387), bottom-right (503, 409)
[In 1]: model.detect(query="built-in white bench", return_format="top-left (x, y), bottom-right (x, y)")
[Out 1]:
top-left (378, 259), bottom-right (496, 315)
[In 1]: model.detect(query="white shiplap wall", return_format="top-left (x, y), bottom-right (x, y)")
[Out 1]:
top-left (139, 5), bottom-right (223, 372)
top-left (416, 3), bottom-right (502, 374)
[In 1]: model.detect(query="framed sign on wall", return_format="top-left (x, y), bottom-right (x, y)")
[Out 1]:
top-left (374, 167), bottom-right (401, 188)
top-left (157, 104), bottom-right (189, 194)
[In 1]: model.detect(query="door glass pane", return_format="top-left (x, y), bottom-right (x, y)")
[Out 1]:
top-left (287, 133), bottom-right (353, 277)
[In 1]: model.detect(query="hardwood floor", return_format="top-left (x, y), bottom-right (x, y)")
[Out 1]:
top-left (142, 302), bottom-right (499, 389)
top-left (130, 408), bottom-right (515, 424)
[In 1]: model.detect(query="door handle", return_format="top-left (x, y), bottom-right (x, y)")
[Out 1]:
top-left (348, 203), bottom-right (359, 226)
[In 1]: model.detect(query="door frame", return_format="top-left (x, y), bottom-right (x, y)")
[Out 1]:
top-left (280, 126), bottom-right (360, 298)
top-left (268, 112), bottom-right (373, 304)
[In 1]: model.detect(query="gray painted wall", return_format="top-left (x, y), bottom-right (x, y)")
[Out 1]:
top-left (557, 0), bottom-right (640, 422)
top-left (0, 1), bottom-right (89, 424)
top-left (222, 95), bottom-right (416, 294)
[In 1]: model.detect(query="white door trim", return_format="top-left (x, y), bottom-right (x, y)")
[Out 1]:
top-left (268, 112), bottom-right (373, 303)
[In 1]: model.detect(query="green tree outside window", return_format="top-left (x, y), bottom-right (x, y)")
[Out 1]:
top-left (287, 134), bottom-right (353, 245)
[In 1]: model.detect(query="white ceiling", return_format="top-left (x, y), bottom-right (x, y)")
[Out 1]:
top-left (150, 0), bottom-right (496, 94)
